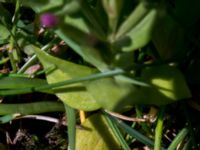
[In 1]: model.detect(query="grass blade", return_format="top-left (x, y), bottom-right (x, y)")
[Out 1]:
top-left (104, 111), bottom-right (166, 150)
top-left (167, 127), bottom-right (189, 150)
top-left (0, 101), bottom-right (64, 115)
top-left (154, 106), bottom-right (165, 150)
top-left (104, 112), bottom-right (131, 150)
top-left (64, 104), bottom-right (76, 150)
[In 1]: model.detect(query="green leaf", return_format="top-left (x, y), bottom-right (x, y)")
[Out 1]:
top-left (113, 7), bottom-right (158, 52)
top-left (102, 0), bottom-right (123, 33)
top-left (152, 15), bottom-right (185, 60)
top-left (133, 65), bottom-right (191, 105)
top-left (55, 29), bottom-right (108, 71)
top-left (64, 14), bottom-right (90, 34)
top-left (33, 46), bottom-right (101, 111)
top-left (80, 1), bottom-right (106, 39)
top-left (115, 2), bottom-right (150, 39)
top-left (21, 0), bottom-right (63, 13)
top-left (86, 77), bottom-right (137, 112)
top-left (76, 113), bottom-right (120, 150)
top-left (86, 65), bottom-right (191, 111)
top-left (0, 24), bottom-right (10, 44)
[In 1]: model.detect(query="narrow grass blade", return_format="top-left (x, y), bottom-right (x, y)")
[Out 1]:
top-left (105, 111), bottom-right (167, 150)
top-left (64, 104), bottom-right (76, 150)
top-left (154, 106), bottom-right (165, 150)
top-left (182, 103), bottom-right (198, 149)
top-left (182, 137), bottom-right (192, 150)
top-left (104, 113), bottom-right (131, 150)
top-left (167, 127), bottom-right (189, 150)
top-left (0, 101), bottom-right (64, 115)
top-left (0, 69), bottom-right (124, 96)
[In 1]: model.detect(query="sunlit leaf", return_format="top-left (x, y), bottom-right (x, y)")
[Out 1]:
top-left (133, 65), bottom-right (191, 105)
top-left (86, 65), bottom-right (191, 111)
top-left (34, 46), bottom-right (101, 111)
top-left (76, 113), bottom-right (120, 150)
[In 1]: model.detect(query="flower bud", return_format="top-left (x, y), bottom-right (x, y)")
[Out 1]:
top-left (40, 13), bottom-right (58, 28)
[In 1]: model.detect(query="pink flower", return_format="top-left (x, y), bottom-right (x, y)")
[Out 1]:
top-left (40, 13), bottom-right (58, 28)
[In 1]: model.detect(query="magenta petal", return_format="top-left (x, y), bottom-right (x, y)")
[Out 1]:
top-left (40, 13), bottom-right (58, 28)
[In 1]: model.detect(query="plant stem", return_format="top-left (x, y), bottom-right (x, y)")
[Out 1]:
top-left (154, 106), bottom-right (165, 150)
top-left (8, 0), bottom-right (21, 72)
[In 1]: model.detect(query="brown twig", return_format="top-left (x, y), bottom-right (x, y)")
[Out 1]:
top-left (104, 110), bottom-right (146, 122)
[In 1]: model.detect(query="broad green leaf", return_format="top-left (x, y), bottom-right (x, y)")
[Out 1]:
top-left (113, 8), bottom-right (158, 52)
top-left (33, 46), bottom-right (101, 111)
top-left (86, 77), bottom-right (137, 112)
top-left (133, 65), bottom-right (191, 105)
top-left (76, 113), bottom-right (120, 150)
top-left (86, 65), bottom-right (191, 111)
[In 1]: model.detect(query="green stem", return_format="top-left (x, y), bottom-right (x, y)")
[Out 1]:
top-left (154, 106), bottom-right (165, 150)
top-left (8, 0), bottom-right (21, 72)
top-left (8, 51), bottom-right (17, 73)
top-left (0, 101), bottom-right (64, 115)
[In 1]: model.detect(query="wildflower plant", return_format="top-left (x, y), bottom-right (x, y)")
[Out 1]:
top-left (0, 0), bottom-right (200, 149)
